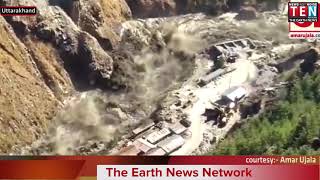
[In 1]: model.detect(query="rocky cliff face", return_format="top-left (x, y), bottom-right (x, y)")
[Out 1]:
top-left (0, 17), bottom-right (61, 153)
top-left (126, 0), bottom-right (178, 18)
top-left (2, 0), bottom-right (131, 90)
top-left (68, 0), bottom-right (131, 50)
top-left (0, 0), bottom-right (131, 153)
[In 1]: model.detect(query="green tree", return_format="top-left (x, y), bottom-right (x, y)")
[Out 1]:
top-left (209, 71), bottom-right (320, 155)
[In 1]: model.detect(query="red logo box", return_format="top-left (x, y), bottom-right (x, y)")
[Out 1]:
top-left (289, 0), bottom-right (320, 36)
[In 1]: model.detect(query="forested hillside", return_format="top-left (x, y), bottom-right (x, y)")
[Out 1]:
top-left (211, 71), bottom-right (320, 155)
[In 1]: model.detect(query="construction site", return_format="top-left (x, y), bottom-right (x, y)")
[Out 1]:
top-left (109, 33), bottom-right (314, 155)
top-left (109, 38), bottom-right (251, 155)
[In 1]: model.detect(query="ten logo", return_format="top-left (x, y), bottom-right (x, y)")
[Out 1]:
top-left (288, 2), bottom-right (318, 22)
top-left (288, 0), bottom-right (320, 39)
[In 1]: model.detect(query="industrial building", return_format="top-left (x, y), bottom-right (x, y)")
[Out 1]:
top-left (215, 38), bottom-right (256, 51)
top-left (169, 123), bottom-right (187, 134)
top-left (146, 128), bottom-right (171, 144)
top-left (133, 122), bottom-right (155, 136)
top-left (158, 135), bottom-right (185, 154)
top-left (204, 38), bottom-right (255, 60)
top-left (223, 86), bottom-right (247, 102)
top-left (198, 68), bottom-right (235, 87)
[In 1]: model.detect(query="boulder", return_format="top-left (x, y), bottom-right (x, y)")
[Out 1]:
top-left (78, 32), bottom-right (113, 84)
top-left (126, 0), bottom-right (176, 18)
top-left (235, 6), bottom-right (257, 20)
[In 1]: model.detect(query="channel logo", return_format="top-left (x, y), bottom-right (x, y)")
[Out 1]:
top-left (0, 6), bottom-right (37, 16)
top-left (288, 2), bottom-right (318, 22)
top-left (288, 0), bottom-right (320, 39)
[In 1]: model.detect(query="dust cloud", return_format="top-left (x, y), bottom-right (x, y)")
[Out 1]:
top-left (46, 23), bottom-right (206, 155)
top-left (49, 92), bottom-right (127, 155)
top-left (237, 14), bottom-right (290, 42)
top-left (131, 23), bottom-right (206, 113)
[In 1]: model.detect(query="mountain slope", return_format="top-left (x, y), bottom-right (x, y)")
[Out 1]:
top-left (0, 17), bottom-right (60, 153)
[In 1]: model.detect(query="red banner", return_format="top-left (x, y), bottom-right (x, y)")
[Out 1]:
top-left (0, 156), bottom-right (317, 179)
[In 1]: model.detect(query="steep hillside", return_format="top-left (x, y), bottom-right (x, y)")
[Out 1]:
top-left (0, 0), bottom-right (131, 153)
top-left (0, 17), bottom-right (60, 153)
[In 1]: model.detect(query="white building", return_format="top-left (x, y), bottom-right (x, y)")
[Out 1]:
top-left (133, 122), bottom-right (155, 136)
top-left (223, 86), bottom-right (247, 102)
top-left (169, 123), bottom-right (187, 134)
top-left (158, 135), bottom-right (185, 154)
top-left (146, 128), bottom-right (171, 144)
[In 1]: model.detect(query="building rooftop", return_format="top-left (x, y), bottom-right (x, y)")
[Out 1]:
top-left (158, 135), bottom-right (185, 154)
top-left (215, 38), bottom-right (256, 50)
top-left (134, 138), bottom-right (157, 153)
top-left (146, 128), bottom-right (171, 144)
top-left (169, 123), bottom-right (187, 134)
top-left (133, 122), bottom-right (155, 135)
top-left (145, 148), bottom-right (167, 156)
top-left (223, 86), bottom-right (247, 102)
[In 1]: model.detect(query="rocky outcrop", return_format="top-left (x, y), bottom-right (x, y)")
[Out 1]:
top-left (24, 39), bottom-right (74, 100)
top-left (2, 0), bottom-right (114, 90)
top-left (48, 0), bottom-right (131, 50)
top-left (126, 0), bottom-right (177, 18)
top-left (235, 6), bottom-right (257, 20)
top-left (36, 5), bottom-right (114, 88)
top-left (69, 0), bottom-right (131, 50)
top-left (182, 0), bottom-right (228, 15)
top-left (255, 0), bottom-right (281, 11)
